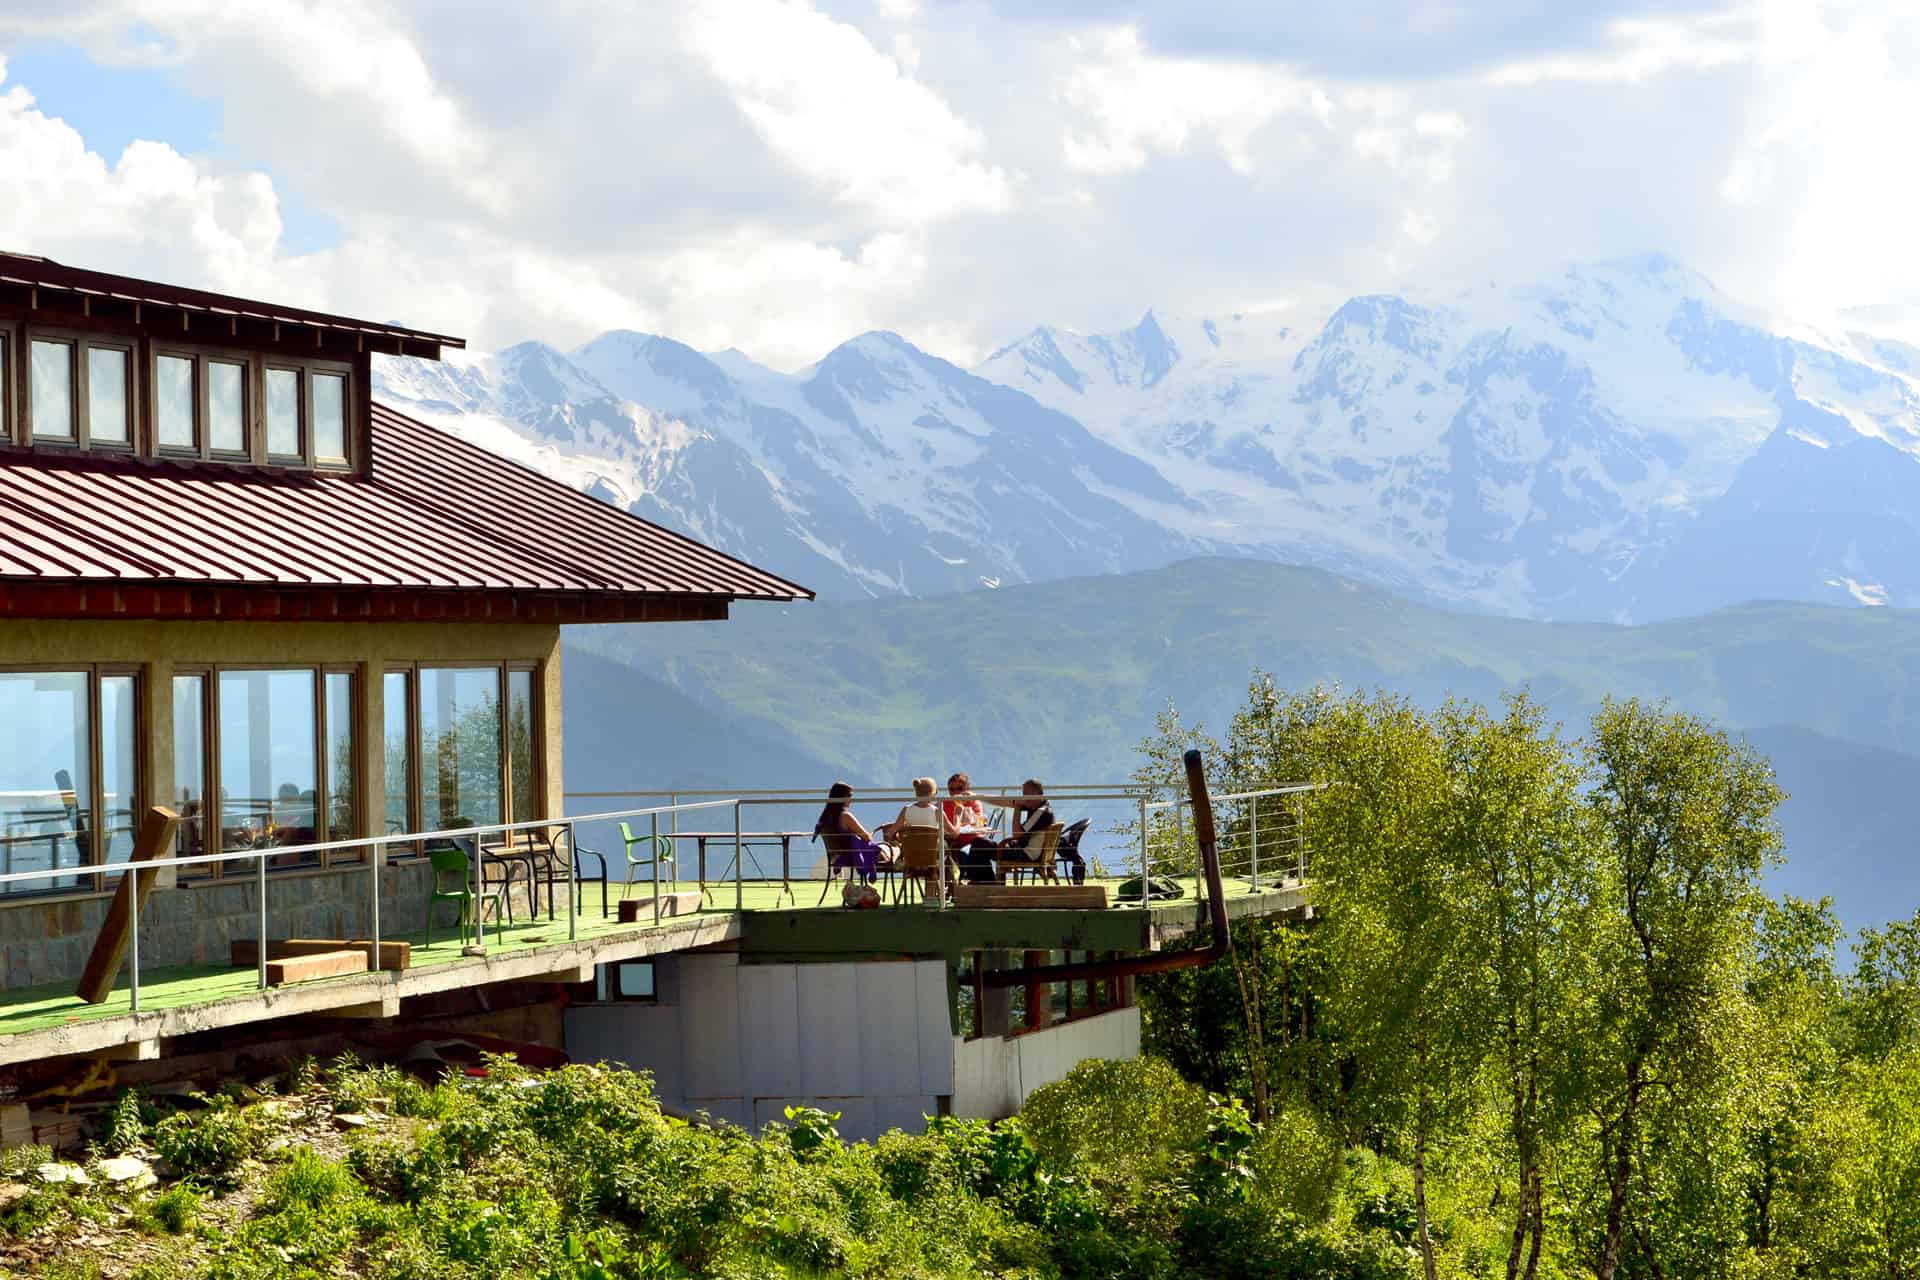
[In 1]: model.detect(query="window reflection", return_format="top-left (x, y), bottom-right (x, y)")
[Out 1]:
top-left (89, 348), bottom-right (131, 445)
top-left (31, 340), bottom-right (74, 440)
top-left (173, 674), bottom-right (209, 872)
top-left (420, 668), bottom-right (501, 828)
top-left (324, 671), bottom-right (357, 853)
top-left (218, 670), bottom-right (318, 867)
top-left (266, 368), bottom-right (301, 457)
top-left (508, 669), bottom-right (534, 823)
top-left (314, 373), bottom-right (347, 463)
top-left (383, 671), bottom-right (413, 846)
top-left (0, 672), bottom-right (89, 895)
top-left (100, 676), bottom-right (137, 864)
top-left (209, 361), bottom-right (246, 454)
top-left (157, 356), bottom-right (196, 450)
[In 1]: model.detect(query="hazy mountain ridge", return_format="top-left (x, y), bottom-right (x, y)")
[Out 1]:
top-left (562, 557), bottom-right (1920, 930)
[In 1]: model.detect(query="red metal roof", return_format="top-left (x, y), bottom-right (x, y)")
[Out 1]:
top-left (0, 253), bottom-right (464, 352)
top-left (0, 403), bottom-right (811, 610)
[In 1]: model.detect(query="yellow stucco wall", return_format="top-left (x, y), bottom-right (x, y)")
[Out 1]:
top-left (0, 618), bottom-right (564, 871)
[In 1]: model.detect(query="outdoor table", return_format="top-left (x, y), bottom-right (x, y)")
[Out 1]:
top-left (664, 830), bottom-right (812, 903)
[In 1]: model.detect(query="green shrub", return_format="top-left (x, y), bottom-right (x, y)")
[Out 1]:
top-left (139, 1181), bottom-right (204, 1235)
top-left (1021, 1056), bottom-right (1209, 1218)
top-left (1249, 1104), bottom-right (1345, 1223)
top-left (100, 1088), bottom-right (154, 1156)
top-left (151, 1096), bottom-right (275, 1186)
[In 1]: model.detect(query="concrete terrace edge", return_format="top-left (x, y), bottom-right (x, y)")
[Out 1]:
top-left (0, 913), bottom-right (743, 1068)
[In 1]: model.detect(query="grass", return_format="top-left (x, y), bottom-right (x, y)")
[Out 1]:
top-left (0, 876), bottom-right (1292, 1041)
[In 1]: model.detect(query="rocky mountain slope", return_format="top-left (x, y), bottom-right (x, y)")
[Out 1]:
top-left (375, 255), bottom-right (1920, 620)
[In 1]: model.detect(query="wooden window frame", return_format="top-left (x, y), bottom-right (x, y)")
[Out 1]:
top-left (262, 362), bottom-right (307, 466)
top-left (83, 338), bottom-right (137, 454)
top-left (171, 666), bottom-right (217, 882)
top-left (0, 330), bottom-right (11, 446)
top-left (390, 661), bottom-right (547, 842)
top-left (25, 328), bottom-right (142, 452)
top-left (0, 664), bottom-right (143, 900)
top-left (26, 331), bottom-right (80, 445)
top-left (382, 667), bottom-right (421, 859)
top-left (320, 667), bottom-right (362, 864)
top-left (203, 350), bottom-right (255, 462)
top-left (151, 347), bottom-right (203, 458)
top-left (309, 365), bottom-right (354, 471)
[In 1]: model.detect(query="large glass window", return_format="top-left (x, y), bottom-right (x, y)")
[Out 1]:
top-left (156, 355), bottom-right (196, 451)
top-left (100, 675), bottom-right (138, 863)
top-left (383, 670), bottom-right (413, 840)
top-left (88, 347), bottom-right (132, 446)
top-left (266, 367), bottom-right (302, 458)
top-left (420, 668), bottom-right (502, 828)
top-left (323, 671), bottom-right (357, 851)
top-left (31, 339), bottom-right (75, 441)
top-left (209, 360), bottom-right (247, 454)
top-left (314, 373), bottom-right (347, 464)
top-left (0, 672), bottom-right (127, 897)
top-left (508, 668), bottom-right (535, 823)
top-left (172, 674), bottom-right (209, 868)
top-left (217, 670), bottom-right (318, 867)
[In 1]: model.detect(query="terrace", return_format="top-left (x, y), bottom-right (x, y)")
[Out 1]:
top-left (0, 783), bottom-right (1316, 1068)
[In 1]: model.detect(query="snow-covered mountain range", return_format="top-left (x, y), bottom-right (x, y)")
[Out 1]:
top-left (373, 254), bottom-right (1920, 619)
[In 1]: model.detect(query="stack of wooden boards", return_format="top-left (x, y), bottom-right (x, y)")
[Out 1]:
top-left (231, 939), bottom-right (411, 985)
top-left (949, 885), bottom-right (1109, 910)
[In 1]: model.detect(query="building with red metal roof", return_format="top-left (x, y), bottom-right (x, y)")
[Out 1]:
top-left (0, 256), bottom-right (806, 974)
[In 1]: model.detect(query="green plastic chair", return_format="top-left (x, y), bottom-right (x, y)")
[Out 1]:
top-left (618, 822), bottom-right (677, 901)
top-left (427, 843), bottom-right (505, 947)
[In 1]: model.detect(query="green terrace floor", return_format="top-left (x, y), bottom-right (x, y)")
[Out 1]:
top-left (0, 875), bottom-right (1306, 1050)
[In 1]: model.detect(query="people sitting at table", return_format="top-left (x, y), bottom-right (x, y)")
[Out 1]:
top-left (879, 777), bottom-right (953, 844)
top-left (813, 782), bottom-right (885, 883)
top-left (971, 779), bottom-right (1059, 879)
top-left (941, 772), bottom-right (999, 883)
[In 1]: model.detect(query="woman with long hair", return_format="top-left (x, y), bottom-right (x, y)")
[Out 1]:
top-left (813, 781), bottom-right (884, 882)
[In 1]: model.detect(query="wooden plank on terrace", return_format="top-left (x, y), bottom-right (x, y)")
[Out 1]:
top-left (75, 806), bottom-right (180, 1005)
top-left (231, 939), bottom-right (412, 972)
top-left (265, 950), bottom-right (370, 985)
top-left (950, 885), bottom-right (1109, 910)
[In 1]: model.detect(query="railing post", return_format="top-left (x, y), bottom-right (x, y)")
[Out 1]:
top-left (566, 821), bottom-right (578, 943)
top-left (1175, 799), bottom-right (1192, 905)
top-left (1296, 792), bottom-right (1307, 882)
top-left (471, 825), bottom-right (484, 953)
top-left (1138, 796), bottom-right (1150, 910)
top-left (1250, 793), bottom-right (1260, 892)
top-left (734, 799), bottom-right (744, 912)
top-left (651, 811), bottom-right (662, 926)
top-left (128, 862), bottom-right (140, 1014)
top-left (371, 837), bottom-right (382, 970)
top-left (256, 850), bottom-right (268, 989)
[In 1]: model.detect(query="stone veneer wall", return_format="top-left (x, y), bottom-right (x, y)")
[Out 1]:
top-left (0, 860), bottom-right (435, 990)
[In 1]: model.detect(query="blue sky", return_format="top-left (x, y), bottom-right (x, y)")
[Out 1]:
top-left (0, 1), bottom-right (1914, 365)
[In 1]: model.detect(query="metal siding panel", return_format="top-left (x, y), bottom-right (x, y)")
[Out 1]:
top-left (857, 962), bottom-right (924, 1097)
top-left (678, 955), bottom-right (743, 1102)
top-left (915, 960), bottom-right (957, 1095)
top-left (739, 964), bottom-right (802, 1098)
top-left (796, 963), bottom-right (862, 1098)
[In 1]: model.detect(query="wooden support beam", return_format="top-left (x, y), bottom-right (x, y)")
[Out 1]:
top-left (75, 807), bottom-right (180, 1005)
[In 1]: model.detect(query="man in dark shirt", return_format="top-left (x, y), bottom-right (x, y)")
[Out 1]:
top-left (974, 780), bottom-right (1057, 880)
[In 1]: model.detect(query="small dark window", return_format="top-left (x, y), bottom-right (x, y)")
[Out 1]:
top-left (611, 960), bottom-right (657, 1001)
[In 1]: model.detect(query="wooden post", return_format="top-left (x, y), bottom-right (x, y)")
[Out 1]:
top-left (75, 806), bottom-right (180, 1005)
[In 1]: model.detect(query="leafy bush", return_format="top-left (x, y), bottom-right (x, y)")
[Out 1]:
top-left (141, 1181), bottom-right (204, 1236)
top-left (1020, 1055), bottom-right (1209, 1218)
top-left (151, 1096), bottom-right (277, 1186)
top-left (100, 1088), bottom-right (155, 1156)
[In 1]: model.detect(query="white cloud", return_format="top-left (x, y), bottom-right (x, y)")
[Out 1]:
top-left (679, 0), bottom-right (1014, 224)
top-left (0, 0), bottom-right (1917, 369)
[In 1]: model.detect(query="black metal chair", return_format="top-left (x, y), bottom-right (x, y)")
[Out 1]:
top-left (1055, 818), bottom-right (1091, 885)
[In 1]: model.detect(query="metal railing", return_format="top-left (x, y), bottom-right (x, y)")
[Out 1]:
top-left (0, 796), bottom-right (747, 1015)
top-left (0, 779), bottom-right (1324, 1016)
